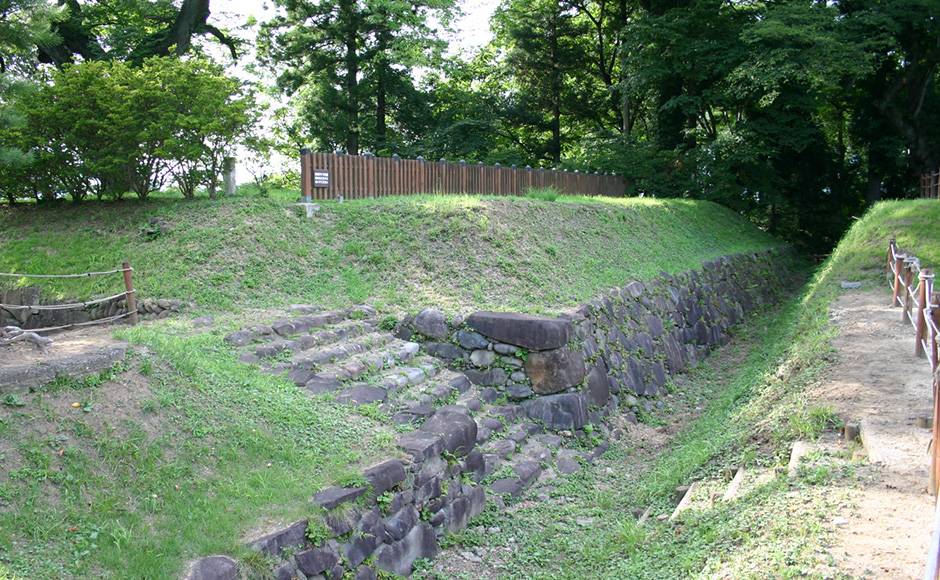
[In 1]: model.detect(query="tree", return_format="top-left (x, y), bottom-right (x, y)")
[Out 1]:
top-left (35, 0), bottom-right (239, 67)
top-left (0, 0), bottom-right (62, 170)
top-left (259, 0), bottom-right (455, 156)
top-left (9, 56), bottom-right (255, 201)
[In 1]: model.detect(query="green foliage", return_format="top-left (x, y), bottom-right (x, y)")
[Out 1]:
top-left (1, 55), bottom-right (255, 202)
top-left (258, 0), bottom-right (456, 156)
top-left (524, 187), bottom-right (560, 202)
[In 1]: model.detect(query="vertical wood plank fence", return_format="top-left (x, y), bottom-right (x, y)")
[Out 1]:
top-left (922, 170), bottom-right (940, 199)
top-left (299, 149), bottom-right (626, 201)
top-left (0, 262), bottom-right (138, 332)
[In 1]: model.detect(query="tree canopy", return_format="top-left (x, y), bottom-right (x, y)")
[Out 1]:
top-left (2, 0), bottom-right (938, 250)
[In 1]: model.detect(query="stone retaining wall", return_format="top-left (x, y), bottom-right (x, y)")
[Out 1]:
top-left (399, 247), bottom-right (795, 429)
top-left (186, 247), bottom-right (796, 580)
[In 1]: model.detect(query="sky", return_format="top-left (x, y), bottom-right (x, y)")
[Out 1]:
top-left (215, 0), bottom-right (501, 53)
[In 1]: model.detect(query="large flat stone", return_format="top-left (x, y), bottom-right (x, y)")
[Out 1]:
top-left (522, 393), bottom-right (588, 430)
top-left (334, 385), bottom-right (387, 406)
top-left (465, 311), bottom-right (572, 351)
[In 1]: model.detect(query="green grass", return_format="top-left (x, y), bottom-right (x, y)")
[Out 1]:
top-left (0, 192), bottom-right (781, 317)
top-left (410, 199), bottom-right (940, 580)
top-left (0, 321), bottom-right (395, 579)
top-left (0, 189), bottom-right (789, 579)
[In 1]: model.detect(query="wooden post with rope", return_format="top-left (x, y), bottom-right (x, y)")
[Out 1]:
top-left (122, 261), bottom-right (138, 326)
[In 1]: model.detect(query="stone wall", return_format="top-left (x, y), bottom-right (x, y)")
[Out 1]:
top-left (398, 247), bottom-right (796, 429)
top-left (186, 247), bottom-right (797, 580)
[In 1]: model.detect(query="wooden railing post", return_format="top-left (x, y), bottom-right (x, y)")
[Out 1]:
top-left (300, 147), bottom-right (312, 203)
top-left (931, 292), bottom-right (940, 372)
top-left (917, 269), bottom-right (934, 357)
top-left (932, 365), bottom-right (940, 496)
top-left (121, 261), bottom-right (138, 326)
top-left (892, 245), bottom-right (906, 307)
top-left (904, 257), bottom-right (917, 323)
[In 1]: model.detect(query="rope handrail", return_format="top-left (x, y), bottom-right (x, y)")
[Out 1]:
top-left (0, 261), bottom-right (139, 326)
top-left (0, 291), bottom-right (128, 312)
top-left (0, 267), bottom-right (132, 279)
top-left (22, 310), bottom-right (135, 334)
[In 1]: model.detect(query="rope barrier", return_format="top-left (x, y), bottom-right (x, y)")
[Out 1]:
top-left (22, 311), bottom-right (135, 334)
top-left (0, 291), bottom-right (128, 312)
top-left (0, 267), bottom-right (132, 279)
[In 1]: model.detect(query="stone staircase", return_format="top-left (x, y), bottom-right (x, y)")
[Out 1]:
top-left (223, 303), bottom-right (609, 493)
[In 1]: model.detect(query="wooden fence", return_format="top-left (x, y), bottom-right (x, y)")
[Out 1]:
top-left (885, 239), bottom-right (940, 580)
top-left (298, 150), bottom-right (625, 201)
top-left (922, 170), bottom-right (940, 199)
top-left (0, 261), bottom-right (138, 332)
top-left (886, 240), bottom-right (940, 491)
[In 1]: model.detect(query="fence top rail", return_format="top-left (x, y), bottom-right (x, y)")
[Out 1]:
top-left (0, 267), bottom-right (132, 279)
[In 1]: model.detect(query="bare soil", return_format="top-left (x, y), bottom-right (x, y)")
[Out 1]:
top-left (813, 288), bottom-right (935, 579)
top-left (0, 324), bottom-right (121, 367)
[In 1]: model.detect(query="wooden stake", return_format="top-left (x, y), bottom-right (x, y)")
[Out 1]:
top-left (122, 261), bottom-right (138, 326)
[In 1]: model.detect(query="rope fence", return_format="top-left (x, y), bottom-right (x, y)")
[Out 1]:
top-left (0, 261), bottom-right (138, 332)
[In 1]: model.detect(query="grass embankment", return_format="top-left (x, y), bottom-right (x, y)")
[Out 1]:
top-left (0, 192), bottom-right (783, 580)
top-left (412, 199), bottom-right (940, 580)
top-left (0, 192), bottom-right (779, 316)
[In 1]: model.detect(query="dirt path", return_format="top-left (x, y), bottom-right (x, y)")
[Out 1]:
top-left (814, 288), bottom-right (935, 579)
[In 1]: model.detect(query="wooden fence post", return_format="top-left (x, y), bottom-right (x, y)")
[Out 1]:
top-left (121, 261), bottom-right (138, 326)
top-left (917, 270), bottom-right (934, 358)
top-left (300, 147), bottom-right (312, 203)
top-left (904, 257), bottom-right (917, 323)
top-left (892, 244), bottom-right (906, 307)
top-left (931, 292), bottom-right (940, 372)
top-left (932, 365), bottom-right (940, 496)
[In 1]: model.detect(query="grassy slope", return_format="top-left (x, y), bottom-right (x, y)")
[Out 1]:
top-left (0, 193), bottom-right (779, 316)
top-left (0, 192), bottom-right (784, 580)
top-left (425, 199), bottom-right (940, 580)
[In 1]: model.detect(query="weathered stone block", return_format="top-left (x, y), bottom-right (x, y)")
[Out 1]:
top-left (250, 520), bottom-right (308, 558)
top-left (487, 478), bottom-right (524, 499)
top-left (522, 393), bottom-right (588, 430)
top-left (375, 522), bottom-right (438, 577)
top-left (525, 347), bottom-right (585, 395)
top-left (583, 363), bottom-right (610, 407)
top-left (334, 385), bottom-right (387, 406)
top-left (512, 461), bottom-right (542, 487)
top-left (295, 546), bottom-right (340, 577)
top-left (311, 486), bottom-right (367, 510)
top-left (465, 311), bottom-right (572, 351)
top-left (384, 505), bottom-right (420, 541)
top-left (397, 431), bottom-right (444, 462)
top-left (469, 349), bottom-right (496, 367)
top-left (223, 330), bottom-right (257, 346)
top-left (413, 308), bottom-right (449, 340)
top-left (343, 507), bottom-right (387, 567)
top-left (188, 556), bottom-right (238, 580)
top-left (418, 409), bottom-right (477, 457)
top-left (363, 460), bottom-right (407, 497)
top-left (423, 341), bottom-right (468, 361)
top-left (456, 330), bottom-right (489, 350)
top-left (463, 367), bottom-right (508, 387)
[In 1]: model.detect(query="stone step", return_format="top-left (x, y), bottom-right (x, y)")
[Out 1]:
top-left (289, 332), bottom-right (394, 370)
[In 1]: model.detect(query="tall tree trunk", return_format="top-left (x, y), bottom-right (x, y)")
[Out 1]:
top-left (343, 13), bottom-right (360, 156)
